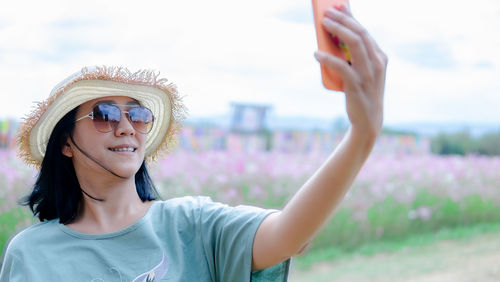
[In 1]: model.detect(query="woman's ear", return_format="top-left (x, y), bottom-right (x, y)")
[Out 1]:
top-left (62, 139), bottom-right (73, 158)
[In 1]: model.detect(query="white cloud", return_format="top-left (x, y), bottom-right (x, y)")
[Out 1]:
top-left (0, 0), bottom-right (498, 125)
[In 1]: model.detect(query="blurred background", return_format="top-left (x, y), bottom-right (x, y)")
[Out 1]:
top-left (1, 0), bottom-right (499, 281)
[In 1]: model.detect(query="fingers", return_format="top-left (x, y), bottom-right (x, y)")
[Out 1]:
top-left (314, 50), bottom-right (357, 86)
top-left (315, 5), bottom-right (387, 135)
top-left (329, 6), bottom-right (380, 56)
top-left (321, 9), bottom-right (373, 79)
top-left (337, 5), bottom-right (385, 55)
top-left (330, 6), bottom-right (388, 79)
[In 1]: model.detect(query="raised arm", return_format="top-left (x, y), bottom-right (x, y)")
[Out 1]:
top-left (252, 4), bottom-right (388, 270)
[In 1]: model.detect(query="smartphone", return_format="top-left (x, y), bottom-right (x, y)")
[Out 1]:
top-left (311, 0), bottom-right (350, 91)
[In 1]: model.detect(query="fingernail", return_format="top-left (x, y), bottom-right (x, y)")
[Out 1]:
top-left (325, 8), bottom-right (338, 17)
top-left (314, 51), bottom-right (324, 61)
top-left (322, 17), bottom-right (335, 26)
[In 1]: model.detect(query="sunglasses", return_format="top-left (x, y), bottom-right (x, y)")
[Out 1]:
top-left (75, 103), bottom-right (155, 134)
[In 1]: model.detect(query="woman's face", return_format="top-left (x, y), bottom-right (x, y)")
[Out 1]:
top-left (65, 96), bottom-right (148, 179)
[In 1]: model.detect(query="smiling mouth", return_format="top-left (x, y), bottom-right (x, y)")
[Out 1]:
top-left (109, 147), bottom-right (137, 152)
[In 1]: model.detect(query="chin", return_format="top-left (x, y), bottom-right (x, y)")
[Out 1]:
top-left (112, 164), bottom-right (143, 179)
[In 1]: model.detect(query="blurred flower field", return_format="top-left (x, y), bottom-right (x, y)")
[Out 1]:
top-left (1, 148), bottom-right (500, 256)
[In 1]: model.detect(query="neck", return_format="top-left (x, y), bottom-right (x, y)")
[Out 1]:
top-left (79, 174), bottom-right (139, 208)
top-left (69, 174), bottom-right (151, 233)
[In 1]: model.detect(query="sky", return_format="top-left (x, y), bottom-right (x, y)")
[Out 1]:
top-left (0, 0), bottom-right (499, 125)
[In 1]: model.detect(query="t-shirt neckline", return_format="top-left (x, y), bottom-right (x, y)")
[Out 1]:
top-left (58, 201), bottom-right (160, 240)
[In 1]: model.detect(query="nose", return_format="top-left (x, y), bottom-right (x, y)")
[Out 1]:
top-left (114, 112), bottom-right (135, 136)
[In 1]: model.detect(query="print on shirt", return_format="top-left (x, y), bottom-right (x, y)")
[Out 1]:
top-left (133, 253), bottom-right (169, 282)
top-left (90, 253), bottom-right (168, 282)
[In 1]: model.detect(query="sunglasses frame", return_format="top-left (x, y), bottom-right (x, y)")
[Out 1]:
top-left (75, 103), bottom-right (155, 134)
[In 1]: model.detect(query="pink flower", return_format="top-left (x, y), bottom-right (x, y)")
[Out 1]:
top-left (224, 188), bottom-right (238, 200)
top-left (417, 206), bottom-right (433, 222)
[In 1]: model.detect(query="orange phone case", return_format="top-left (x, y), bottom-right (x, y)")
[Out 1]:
top-left (312, 0), bottom-right (350, 91)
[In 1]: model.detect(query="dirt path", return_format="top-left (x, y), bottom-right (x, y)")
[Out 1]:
top-left (289, 231), bottom-right (500, 282)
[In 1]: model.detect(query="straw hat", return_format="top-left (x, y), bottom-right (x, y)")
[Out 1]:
top-left (17, 66), bottom-right (187, 168)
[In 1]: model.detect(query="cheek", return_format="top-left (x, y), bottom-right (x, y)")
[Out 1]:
top-left (138, 134), bottom-right (147, 146)
top-left (72, 124), bottom-right (104, 147)
top-left (135, 135), bottom-right (148, 155)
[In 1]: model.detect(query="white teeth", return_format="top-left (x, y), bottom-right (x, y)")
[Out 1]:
top-left (110, 147), bottom-right (135, 152)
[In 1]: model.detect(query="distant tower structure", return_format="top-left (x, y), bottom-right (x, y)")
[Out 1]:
top-left (229, 103), bottom-right (272, 151)
top-left (230, 103), bottom-right (271, 134)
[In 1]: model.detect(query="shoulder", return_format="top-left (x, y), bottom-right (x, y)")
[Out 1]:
top-left (3, 220), bottom-right (60, 256)
top-left (153, 195), bottom-right (214, 212)
top-left (151, 196), bottom-right (273, 226)
top-left (165, 195), bottom-right (214, 206)
top-left (156, 196), bottom-right (250, 216)
top-left (148, 196), bottom-right (215, 224)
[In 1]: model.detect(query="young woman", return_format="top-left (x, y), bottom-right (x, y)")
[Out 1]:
top-left (0, 5), bottom-right (387, 281)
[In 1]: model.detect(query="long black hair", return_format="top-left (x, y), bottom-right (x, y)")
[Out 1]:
top-left (22, 107), bottom-right (161, 224)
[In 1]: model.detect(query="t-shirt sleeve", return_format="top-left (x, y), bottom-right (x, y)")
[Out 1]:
top-left (197, 197), bottom-right (290, 282)
top-left (0, 236), bottom-right (27, 282)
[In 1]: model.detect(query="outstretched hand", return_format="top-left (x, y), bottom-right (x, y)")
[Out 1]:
top-left (252, 6), bottom-right (388, 271)
top-left (314, 5), bottom-right (388, 137)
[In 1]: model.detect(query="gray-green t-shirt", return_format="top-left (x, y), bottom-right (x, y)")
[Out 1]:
top-left (0, 196), bottom-right (290, 281)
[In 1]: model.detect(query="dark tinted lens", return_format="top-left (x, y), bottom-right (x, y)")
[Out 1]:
top-left (93, 104), bottom-right (121, 132)
top-left (128, 107), bottom-right (154, 133)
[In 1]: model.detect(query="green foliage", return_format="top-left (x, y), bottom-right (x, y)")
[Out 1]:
top-left (430, 131), bottom-right (474, 155)
top-left (294, 221), bottom-right (500, 269)
top-left (430, 130), bottom-right (500, 156)
top-left (306, 190), bottom-right (500, 255)
top-left (381, 127), bottom-right (418, 136)
top-left (476, 131), bottom-right (500, 155)
top-left (0, 207), bottom-right (32, 254)
top-left (312, 209), bottom-right (362, 250)
top-left (367, 196), bottom-right (411, 238)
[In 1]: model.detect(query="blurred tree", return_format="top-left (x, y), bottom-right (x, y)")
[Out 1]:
top-left (476, 130), bottom-right (500, 155)
top-left (430, 131), bottom-right (475, 155)
top-left (381, 127), bottom-right (417, 136)
top-left (430, 130), bottom-right (500, 156)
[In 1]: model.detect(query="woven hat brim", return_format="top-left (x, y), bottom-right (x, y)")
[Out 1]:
top-left (17, 66), bottom-right (187, 167)
top-left (30, 80), bottom-right (171, 163)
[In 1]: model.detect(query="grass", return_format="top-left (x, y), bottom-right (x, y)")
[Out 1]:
top-left (292, 221), bottom-right (500, 270)
top-left (308, 190), bottom-right (500, 253)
